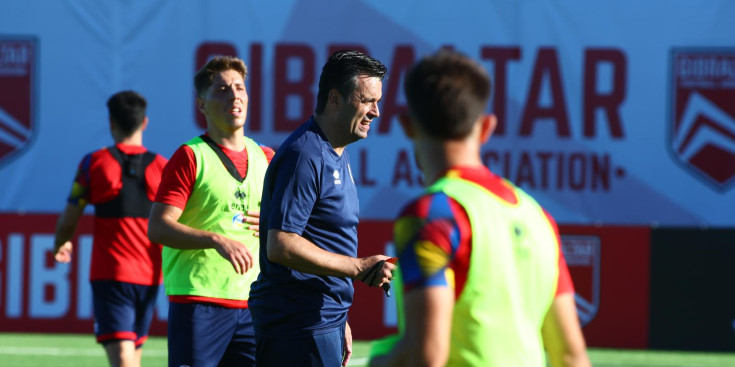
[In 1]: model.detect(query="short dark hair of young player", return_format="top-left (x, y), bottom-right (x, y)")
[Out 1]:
top-left (194, 55), bottom-right (248, 98)
top-left (106, 90), bottom-right (147, 136)
top-left (403, 50), bottom-right (492, 140)
top-left (315, 49), bottom-right (387, 115)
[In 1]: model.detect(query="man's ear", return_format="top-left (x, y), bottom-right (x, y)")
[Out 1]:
top-left (328, 89), bottom-right (342, 109)
top-left (398, 112), bottom-right (415, 138)
top-left (141, 116), bottom-right (149, 131)
top-left (479, 114), bottom-right (497, 143)
top-left (196, 97), bottom-right (206, 114)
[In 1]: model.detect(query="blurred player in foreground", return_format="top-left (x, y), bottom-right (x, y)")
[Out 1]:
top-left (369, 50), bottom-right (591, 367)
top-left (54, 90), bottom-right (167, 367)
top-left (148, 56), bottom-right (274, 366)
top-left (248, 49), bottom-right (395, 367)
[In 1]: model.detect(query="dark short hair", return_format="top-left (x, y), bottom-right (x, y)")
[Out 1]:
top-left (403, 50), bottom-right (492, 140)
top-left (194, 55), bottom-right (248, 97)
top-left (106, 90), bottom-right (147, 136)
top-left (315, 50), bottom-right (387, 114)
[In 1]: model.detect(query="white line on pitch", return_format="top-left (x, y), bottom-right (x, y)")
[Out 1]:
top-left (0, 346), bottom-right (167, 357)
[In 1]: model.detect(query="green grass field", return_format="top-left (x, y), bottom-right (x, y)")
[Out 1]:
top-left (2, 333), bottom-right (735, 366)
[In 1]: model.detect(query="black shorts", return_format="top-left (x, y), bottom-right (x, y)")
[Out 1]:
top-left (91, 280), bottom-right (159, 347)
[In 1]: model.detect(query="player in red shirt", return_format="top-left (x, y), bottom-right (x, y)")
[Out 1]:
top-left (54, 90), bottom-right (168, 367)
top-left (148, 56), bottom-right (275, 367)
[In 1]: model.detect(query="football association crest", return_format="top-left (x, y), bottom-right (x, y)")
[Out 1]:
top-left (0, 37), bottom-right (37, 166)
top-left (668, 48), bottom-right (735, 191)
top-left (561, 235), bottom-right (601, 327)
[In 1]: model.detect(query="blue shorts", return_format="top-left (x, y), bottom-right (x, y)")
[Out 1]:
top-left (255, 323), bottom-right (346, 366)
top-left (167, 302), bottom-right (255, 367)
top-left (91, 280), bottom-right (159, 347)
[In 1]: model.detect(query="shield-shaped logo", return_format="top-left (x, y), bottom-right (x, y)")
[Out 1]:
top-left (561, 235), bottom-right (601, 327)
top-left (668, 48), bottom-right (735, 191)
top-left (0, 37), bottom-right (37, 166)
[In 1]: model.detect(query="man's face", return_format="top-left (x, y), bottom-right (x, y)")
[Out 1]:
top-left (198, 69), bottom-right (248, 133)
top-left (338, 75), bottom-right (382, 143)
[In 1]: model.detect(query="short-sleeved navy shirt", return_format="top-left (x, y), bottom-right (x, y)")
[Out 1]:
top-left (249, 117), bottom-right (359, 337)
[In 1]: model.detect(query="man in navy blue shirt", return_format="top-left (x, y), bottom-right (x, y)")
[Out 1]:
top-left (249, 50), bottom-right (394, 366)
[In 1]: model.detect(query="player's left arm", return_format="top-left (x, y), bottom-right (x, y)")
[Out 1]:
top-left (260, 144), bottom-right (276, 163)
top-left (404, 285), bottom-right (453, 366)
top-left (266, 229), bottom-right (394, 284)
top-left (541, 209), bottom-right (590, 367)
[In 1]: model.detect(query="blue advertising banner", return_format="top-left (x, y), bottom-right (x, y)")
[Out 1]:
top-left (0, 1), bottom-right (733, 227)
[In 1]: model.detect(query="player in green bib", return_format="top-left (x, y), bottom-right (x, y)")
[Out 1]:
top-left (369, 51), bottom-right (590, 366)
top-left (149, 56), bottom-right (274, 367)
top-left (163, 134), bottom-right (266, 300)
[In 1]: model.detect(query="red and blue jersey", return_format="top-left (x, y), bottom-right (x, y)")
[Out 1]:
top-left (69, 143), bottom-right (167, 286)
top-left (394, 166), bottom-right (574, 299)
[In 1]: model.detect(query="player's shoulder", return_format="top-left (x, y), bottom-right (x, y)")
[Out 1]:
top-left (287, 119), bottom-right (326, 149)
top-left (259, 144), bottom-right (276, 159)
top-left (268, 121), bottom-right (324, 170)
top-left (246, 137), bottom-right (276, 162)
top-left (73, 148), bottom-right (103, 174)
top-left (504, 180), bottom-right (556, 225)
top-left (170, 143), bottom-right (194, 158)
top-left (88, 146), bottom-right (111, 158)
top-left (161, 144), bottom-right (195, 171)
top-left (85, 146), bottom-right (117, 165)
top-left (278, 130), bottom-right (323, 162)
top-left (399, 190), bottom-right (458, 220)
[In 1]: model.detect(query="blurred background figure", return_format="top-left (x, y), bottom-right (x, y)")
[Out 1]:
top-left (54, 90), bottom-right (167, 367)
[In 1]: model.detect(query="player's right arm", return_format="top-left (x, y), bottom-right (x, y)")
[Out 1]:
top-left (53, 203), bottom-right (85, 263)
top-left (147, 145), bottom-right (253, 275)
top-left (54, 154), bottom-right (94, 263)
top-left (148, 203), bottom-right (253, 274)
top-left (370, 193), bottom-right (464, 367)
top-left (541, 211), bottom-right (591, 367)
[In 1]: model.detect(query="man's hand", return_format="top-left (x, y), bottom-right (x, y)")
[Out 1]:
top-left (357, 255), bottom-right (396, 288)
top-left (244, 210), bottom-right (261, 237)
top-left (213, 235), bottom-right (254, 275)
top-left (54, 241), bottom-right (73, 263)
top-left (150, 202), bottom-right (255, 274)
top-left (343, 322), bottom-right (353, 366)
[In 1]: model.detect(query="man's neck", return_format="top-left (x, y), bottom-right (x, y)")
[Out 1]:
top-left (207, 127), bottom-right (245, 151)
top-left (114, 131), bottom-right (143, 146)
top-left (418, 140), bottom-right (483, 186)
top-left (314, 114), bottom-right (346, 156)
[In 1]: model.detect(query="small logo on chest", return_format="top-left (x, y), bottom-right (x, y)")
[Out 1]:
top-left (232, 212), bottom-right (245, 228)
top-left (333, 169), bottom-right (341, 185)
